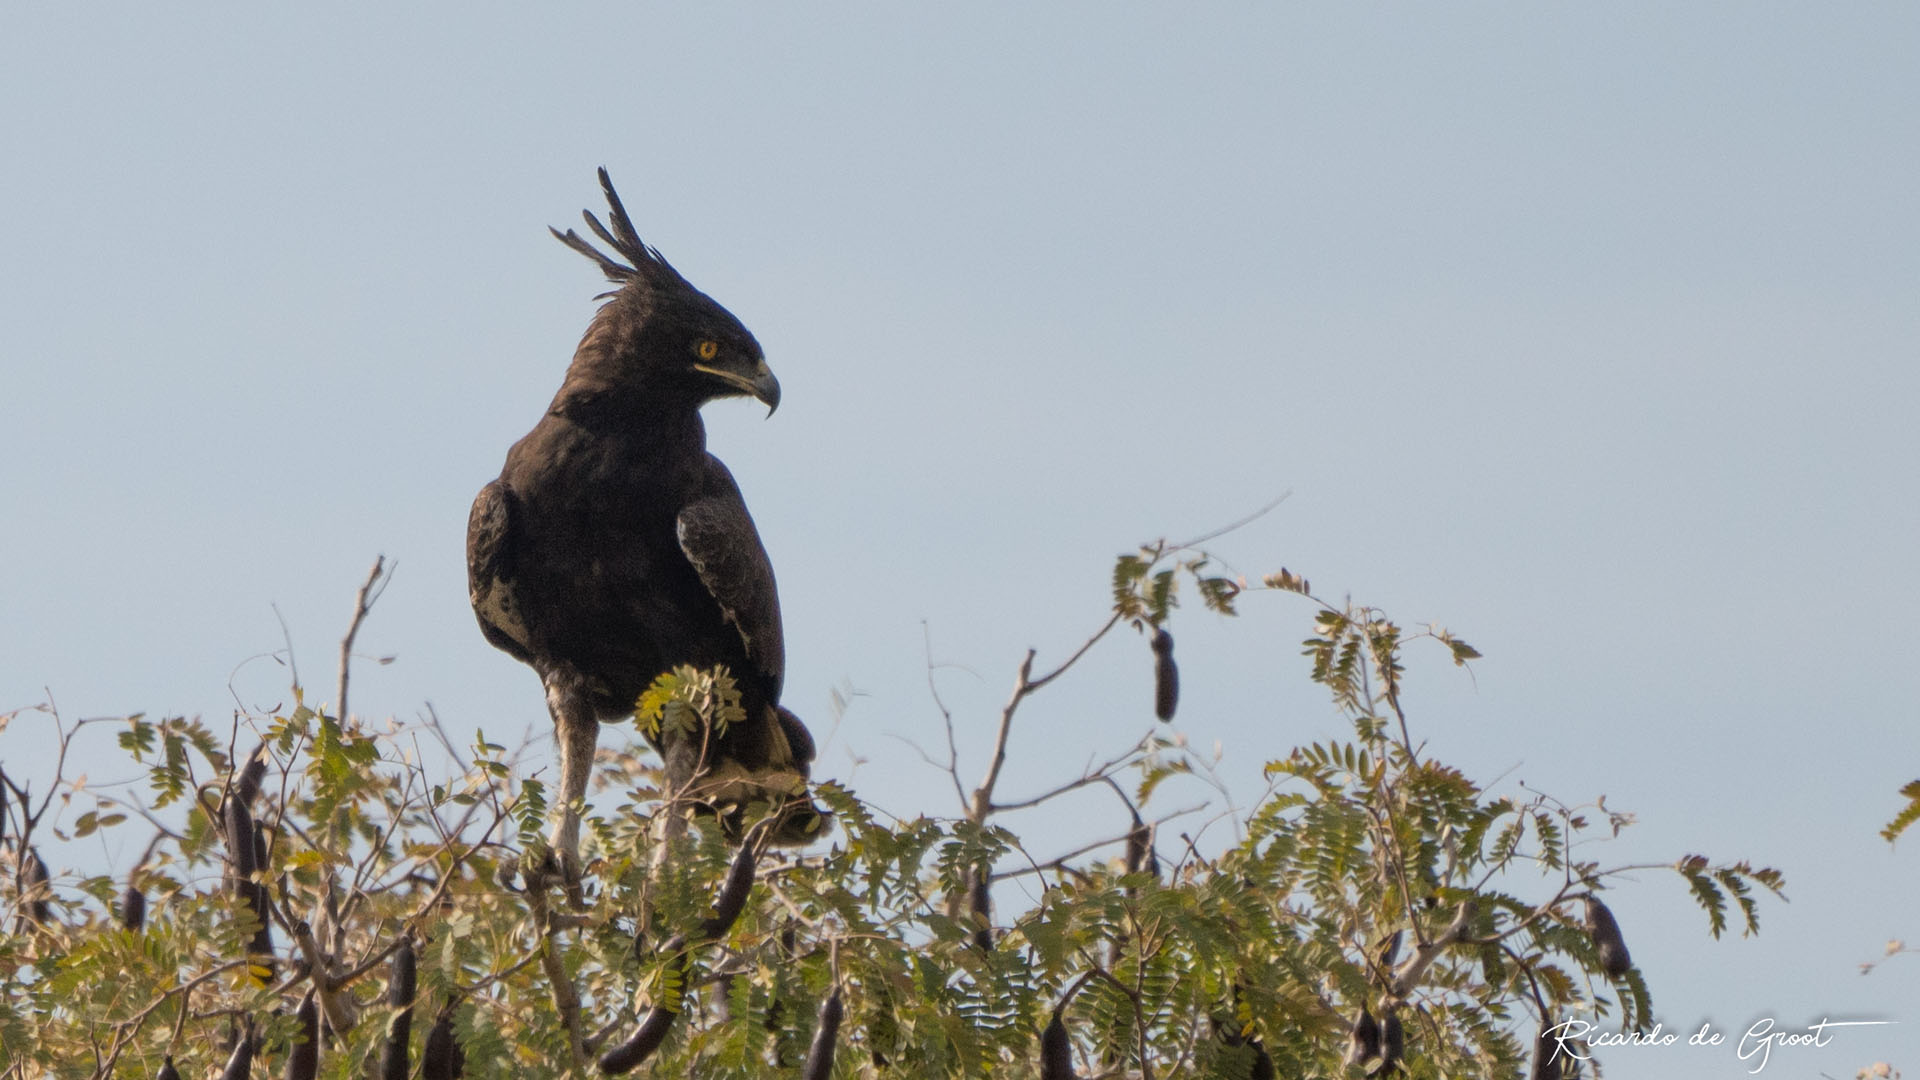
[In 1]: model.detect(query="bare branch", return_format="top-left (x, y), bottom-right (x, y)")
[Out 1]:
top-left (968, 650), bottom-right (1035, 824)
top-left (920, 621), bottom-right (969, 813)
top-left (1390, 899), bottom-right (1477, 998)
top-left (336, 556), bottom-right (391, 726)
top-left (988, 737), bottom-right (1152, 815)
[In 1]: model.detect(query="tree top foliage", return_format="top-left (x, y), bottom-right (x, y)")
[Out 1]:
top-left (1, 540), bottom-right (1782, 1079)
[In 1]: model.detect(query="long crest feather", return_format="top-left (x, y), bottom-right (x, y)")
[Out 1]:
top-left (549, 167), bottom-right (689, 292)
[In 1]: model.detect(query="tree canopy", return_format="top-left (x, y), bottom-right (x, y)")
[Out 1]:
top-left (1, 541), bottom-right (1782, 1079)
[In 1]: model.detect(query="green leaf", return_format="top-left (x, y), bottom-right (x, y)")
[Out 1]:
top-left (1883, 779), bottom-right (1920, 844)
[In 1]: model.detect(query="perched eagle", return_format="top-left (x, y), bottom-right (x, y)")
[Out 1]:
top-left (467, 169), bottom-right (825, 874)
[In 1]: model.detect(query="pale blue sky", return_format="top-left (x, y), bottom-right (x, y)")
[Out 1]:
top-left (4, 7), bottom-right (1917, 1076)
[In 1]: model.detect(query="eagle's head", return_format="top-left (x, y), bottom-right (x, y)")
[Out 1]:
top-left (551, 169), bottom-right (779, 416)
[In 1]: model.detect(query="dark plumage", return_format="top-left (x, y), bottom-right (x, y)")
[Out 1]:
top-left (467, 169), bottom-right (825, 874)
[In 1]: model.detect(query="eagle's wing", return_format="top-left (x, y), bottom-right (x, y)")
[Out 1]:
top-left (467, 480), bottom-right (535, 665)
top-left (676, 457), bottom-right (785, 696)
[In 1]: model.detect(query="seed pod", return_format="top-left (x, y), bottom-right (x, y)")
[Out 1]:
top-left (1150, 627), bottom-right (1178, 722)
top-left (699, 839), bottom-right (758, 940)
top-left (422, 1009), bottom-right (464, 1080)
top-left (238, 825), bottom-right (276, 971)
top-left (598, 1005), bottom-right (677, 1075)
top-left (235, 746), bottom-right (269, 806)
top-left (379, 942), bottom-right (417, 1080)
top-left (1375, 930), bottom-right (1403, 970)
top-left (122, 878), bottom-right (148, 931)
top-left (283, 992), bottom-right (318, 1080)
top-left (219, 1029), bottom-right (254, 1080)
top-left (224, 798), bottom-right (257, 879)
top-left (155, 1057), bottom-right (182, 1080)
top-left (1584, 895), bottom-right (1632, 978)
top-left (1248, 1042), bottom-right (1276, 1080)
top-left (968, 869), bottom-right (992, 952)
top-left (1124, 812), bottom-right (1153, 880)
top-left (801, 989), bottom-right (843, 1080)
top-left (1532, 1018), bottom-right (1564, 1080)
top-left (1344, 1004), bottom-right (1380, 1067)
top-left (1373, 1009), bottom-right (1403, 1076)
top-left (1040, 1010), bottom-right (1075, 1080)
top-left (23, 848), bottom-right (52, 925)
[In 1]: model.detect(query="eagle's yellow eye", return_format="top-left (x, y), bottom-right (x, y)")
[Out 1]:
top-left (695, 340), bottom-right (719, 361)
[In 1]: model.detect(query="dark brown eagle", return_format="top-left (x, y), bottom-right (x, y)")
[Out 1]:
top-left (467, 169), bottom-right (825, 876)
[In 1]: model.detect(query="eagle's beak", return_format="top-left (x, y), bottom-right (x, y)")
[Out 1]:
top-left (751, 367), bottom-right (781, 416)
top-left (693, 362), bottom-right (782, 415)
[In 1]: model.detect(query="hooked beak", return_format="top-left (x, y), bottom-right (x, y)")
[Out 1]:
top-left (694, 361), bottom-right (782, 415)
top-left (751, 368), bottom-right (781, 415)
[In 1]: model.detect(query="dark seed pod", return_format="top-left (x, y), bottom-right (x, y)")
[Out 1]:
top-left (283, 992), bottom-right (318, 1080)
top-left (122, 879), bottom-right (148, 931)
top-left (1375, 929), bottom-right (1403, 970)
top-left (1249, 1042), bottom-right (1276, 1080)
top-left (155, 1057), bottom-right (182, 1080)
top-left (801, 989), bottom-right (843, 1080)
top-left (1150, 627), bottom-right (1178, 722)
top-left (219, 1028), bottom-right (254, 1080)
top-left (1040, 1010), bottom-right (1075, 1080)
top-left (968, 869), bottom-right (992, 952)
top-left (422, 1009), bottom-right (464, 1080)
top-left (235, 746), bottom-right (269, 806)
top-left (633, 929), bottom-right (689, 967)
top-left (1372, 1009), bottom-right (1403, 1076)
top-left (224, 798), bottom-right (257, 879)
top-left (1532, 1018), bottom-right (1565, 1080)
top-left (1584, 895), bottom-right (1632, 978)
top-left (699, 839), bottom-right (758, 940)
top-left (379, 942), bottom-right (417, 1080)
top-left (23, 848), bottom-right (52, 925)
top-left (598, 1005), bottom-right (677, 1075)
top-left (1124, 812), bottom-right (1154, 880)
top-left (1344, 1004), bottom-right (1380, 1066)
top-left (237, 823), bottom-right (275, 971)
top-left (1040, 1009), bottom-right (1078, 1080)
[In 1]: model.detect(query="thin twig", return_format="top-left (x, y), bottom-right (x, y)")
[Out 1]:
top-left (336, 556), bottom-right (390, 727)
top-left (988, 738), bottom-right (1151, 815)
top-left (1026, 610), bottom-right (1123, 695)
top-left (1170, 491), bottom-right (1291, 551)
top-left (921, 621), bottom-right (971, 814)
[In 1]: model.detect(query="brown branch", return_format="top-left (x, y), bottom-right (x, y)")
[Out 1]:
top-left (988, 738), bottom-right (1151, 815)
top-left (336, 556), bottom-right (390, 727)
top-left (1390, 899), bottom-right (1477, 999)
top-left (1027, 610), bottom-right (1124, 695)
top-left (992, 803), bottom-right (1205, 884)
top-left (524, 876), bottom-right (588, 1071)
top-left (86, 959), bottom-right (251, 1080)
top-left (968, 650), bottom-right (1035, 824)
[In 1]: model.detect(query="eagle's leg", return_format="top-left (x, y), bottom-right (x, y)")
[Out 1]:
top-left (542, 675), bottom-right (600, 895)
